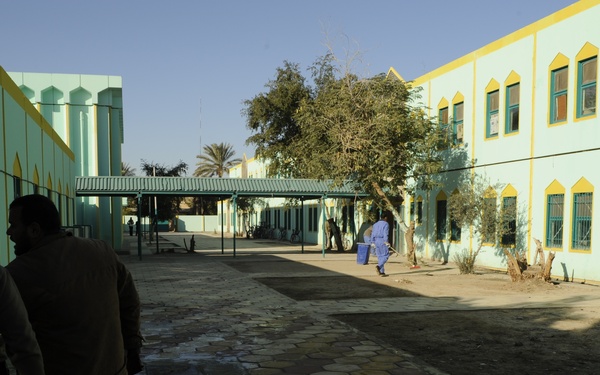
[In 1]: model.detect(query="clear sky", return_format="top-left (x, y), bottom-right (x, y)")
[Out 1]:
top-left (1, 0), bottom-right (576, 175)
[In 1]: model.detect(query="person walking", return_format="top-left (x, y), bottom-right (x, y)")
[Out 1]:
top-left (127, 217), bottom-right (135, 236)
top-left (6, 194), bottom-right (144, 375)
top-left (370, 212), bottom-right (391, 277)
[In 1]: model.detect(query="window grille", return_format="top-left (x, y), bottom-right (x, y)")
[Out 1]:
top-left (578, 57), bottom-right (597, 117)
top-left (546, 194), bottom-right (564, 248)
top-left (572, 192), bottom-right (592, 250)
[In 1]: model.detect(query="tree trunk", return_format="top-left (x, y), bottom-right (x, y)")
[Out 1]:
top-left (533, 238), bottom-right (546, 270)
top-left (404, 221), bottom-right (417, 266)
top-left (372, 182), bottom-right (407, 231)
top-left (505, 243), bottom-right (556, 283)
top-left (504, 249), bottom-right (524, 282)
top-left (541, 251), bottom-right (556, 282)
top-left (330, 219), bottom-right (344, 252)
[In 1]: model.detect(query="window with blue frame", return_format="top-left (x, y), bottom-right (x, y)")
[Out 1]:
top-left (416, 200), bottom-right (423, 224)
top-left (13, 176), bottom-right (22, 198)
top-left (545, 194), bottom-right (564, 248)
top-left (436, 199), bottom-right (447, 241)
top-left (551, 67), bottom-right (568, 123)
top-left (482, 197), bottom-right (496, 244)
top-left (572, 192), bottom-right (592, 250)
top-left (501, 196), bottom-right (517, 246)
top-left (486, 90), bottom-right (499, 137)
top-left (453, 102), bottom-right (464, 144)
top-left (439, 107), bottom-right (449, 140)
top-left (505, 83), bottom-right (520, 134)
top-left (450, 217), bottom-right (461, 242)
top-left (577, 57), bottom-right (597, 118)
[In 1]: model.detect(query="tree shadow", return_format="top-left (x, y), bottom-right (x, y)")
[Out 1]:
top-left (414, 140), bottom-right (472, 263)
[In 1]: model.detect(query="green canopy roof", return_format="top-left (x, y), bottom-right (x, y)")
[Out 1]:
top-left (75, 176), bottom-right (368, 199)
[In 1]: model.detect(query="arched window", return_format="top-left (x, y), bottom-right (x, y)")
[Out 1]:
top-left (450, 189), bottom-right (461, 242)
top-left (504, 71), bottom-right (521, 135)
top-left (575, 42), bottom-right (598, 119)
top-left (544, 180), bottom-right (565, 249)
top-left (482, 187), bottom-right (498, 244)
top-left (571, 177), bottom-right (593, 251)
top-left (452, 92), bottom-right (464, 145)
top-left (436, 191), bottom-right (448, 241)
top-left (500, 185), bottom-right (518, 247)
top-left (13, 154), bottom-right (22, 198)
top-left (549, 53), bottom-right (570, 125)
top-left (485, 79), bottom-right (500, 139)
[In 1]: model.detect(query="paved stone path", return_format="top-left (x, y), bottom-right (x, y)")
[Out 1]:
top-left (118, 232), bottom-right (600, 375)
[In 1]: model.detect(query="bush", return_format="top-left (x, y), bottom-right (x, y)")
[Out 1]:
top-left (453, 249), bottom-right (478, 274)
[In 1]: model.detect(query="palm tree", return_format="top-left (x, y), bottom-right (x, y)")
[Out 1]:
top-left (121, 162), bottom-right (136, 176)
top-left (194, 143), bottom-right (241, 177)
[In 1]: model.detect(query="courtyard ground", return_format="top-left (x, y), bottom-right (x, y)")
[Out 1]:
top-left (226, 255), bottom-right (600, 375)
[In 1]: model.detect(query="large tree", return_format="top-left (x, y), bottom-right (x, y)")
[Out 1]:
top-left (194, 142), bottom-right (242, 178)
top-left (243, 53), bottom-right (448, 224)
top-left (244, 61), bottom-right (311, 177)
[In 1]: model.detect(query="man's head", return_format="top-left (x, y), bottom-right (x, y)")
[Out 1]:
top-left (7, 194), bottom-right (61, 255)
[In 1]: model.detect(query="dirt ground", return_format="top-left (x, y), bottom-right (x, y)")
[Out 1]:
top-left (226, 257), bottom-right (600, 375)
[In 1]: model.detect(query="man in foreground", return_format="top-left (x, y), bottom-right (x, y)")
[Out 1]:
top-left (6, 194), bottom-right (144, 374)
top-left (0, 266), bottom-right (45, 374)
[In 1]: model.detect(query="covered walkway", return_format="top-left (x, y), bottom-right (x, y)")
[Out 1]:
top-left (76, 176), bottom-right (369, 258)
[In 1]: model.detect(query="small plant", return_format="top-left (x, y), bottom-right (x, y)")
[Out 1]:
top-left (453, 248), bottom-right (478, 274)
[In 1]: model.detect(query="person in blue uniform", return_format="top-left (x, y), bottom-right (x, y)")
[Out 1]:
top-left (370, 212), bottom-right (391, 277)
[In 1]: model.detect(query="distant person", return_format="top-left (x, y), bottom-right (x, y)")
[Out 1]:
top-left (370, 212), bottom-right (391, 277)
top-left (6, 194), bottom-right (144, 375)
top-left (0, 266), bottom-right (45, 375)
top-left (127, 217), bottom-right (135, 236)
top-left (135, 220), bottom-right (140, 236)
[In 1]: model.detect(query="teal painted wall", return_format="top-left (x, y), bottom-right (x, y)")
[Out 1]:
top-left (0, 67), bottom-right (76, 265)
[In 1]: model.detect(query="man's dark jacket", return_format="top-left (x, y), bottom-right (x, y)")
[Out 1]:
top-left (7, 233), bottom-right (142, 375)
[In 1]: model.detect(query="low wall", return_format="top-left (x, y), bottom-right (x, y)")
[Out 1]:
top-left (122, 215), bottom-right (219, 233)
top-left (175, 215), bottom-right (219, 232)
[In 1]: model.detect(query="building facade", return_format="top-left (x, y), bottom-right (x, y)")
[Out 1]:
top-left (404, 0), bottom-right (599, 281)
top-left (0, 67), bottom-right (76, 264)
top-left (8, 71), bottom-right (125, 249)
top-left (228, 156), bottom-right (368, 247)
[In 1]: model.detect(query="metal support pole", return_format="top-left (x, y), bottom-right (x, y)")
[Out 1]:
top-left (137, 193), bottom-right (142, 261)
top-left (220, 198), bottom-right (224, 254)
top-left (232, 194), bottom-right (237, 258)
top-left (301, 197), bottom-right (305, 254)
top-left (321, 195), bottom-right (327, 258)
top-left (155, 200), bottom-right (159, 255)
